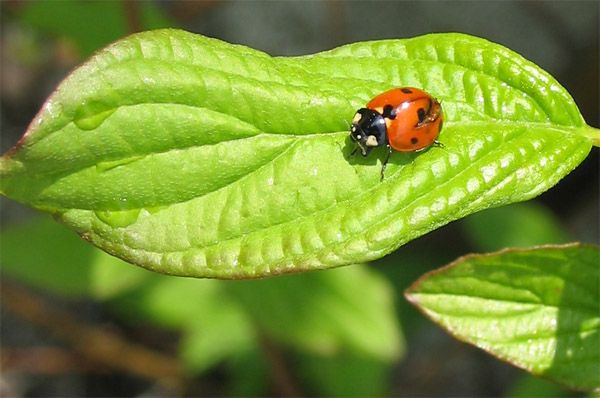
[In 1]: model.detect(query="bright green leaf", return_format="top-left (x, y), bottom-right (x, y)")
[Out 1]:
top-left (1, 29), bottom-right (597, 278)
top-left (405, 243), bottom-right (600, 392)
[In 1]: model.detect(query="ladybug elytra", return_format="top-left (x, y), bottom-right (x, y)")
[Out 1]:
top-left (349, 87), bottom-right (444, 179)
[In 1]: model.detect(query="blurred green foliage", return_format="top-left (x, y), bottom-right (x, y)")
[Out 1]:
top-left (462, 202), bottom-right (571, 251)
top-left (1, 215), bottom-right (402, 395)
top-left (17, 0), bottom-right (176, 57)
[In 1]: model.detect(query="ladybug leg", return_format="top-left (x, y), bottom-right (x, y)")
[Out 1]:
top-left (348, 146), bottom-right (372, 159)
top-left (415, 141), bottom-right (444, 153)
top-left (380, 145), bottom-right (393, 180)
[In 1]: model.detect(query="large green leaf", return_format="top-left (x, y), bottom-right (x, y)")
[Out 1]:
top-left (405, 244), bottom-right (600, 392)
top-left (1, 29), bottom-right (597, 278)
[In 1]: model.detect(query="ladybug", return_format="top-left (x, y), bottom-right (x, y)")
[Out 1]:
top-left (349, 87), bottom-right (444, 179)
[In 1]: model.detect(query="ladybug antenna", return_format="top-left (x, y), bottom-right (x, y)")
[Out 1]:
top-left (343, 119), bottom-right (351, 130)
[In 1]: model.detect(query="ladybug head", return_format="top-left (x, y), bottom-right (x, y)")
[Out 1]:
top-left (350, 108), bottom-right (388, 156)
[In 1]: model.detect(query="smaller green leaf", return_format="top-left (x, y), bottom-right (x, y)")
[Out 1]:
top-left (405, 243), bottom-right (599, 392)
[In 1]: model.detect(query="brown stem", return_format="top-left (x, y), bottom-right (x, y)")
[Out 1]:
top-left (0, 281), bottom-right (183, 391)
top-left (260, 334), bottom-right (302, 397)
top-left (122, 0), bottom-right (141, 33)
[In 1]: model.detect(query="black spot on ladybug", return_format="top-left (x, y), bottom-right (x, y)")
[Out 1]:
top-left (411, 137), bottom-right (418, 145)
top-left (417, 108), bottom-right (426, 123)
top-left (401, 88), bottom-right (413, 94)
top-left (382, 105), bottom-right (397, 119)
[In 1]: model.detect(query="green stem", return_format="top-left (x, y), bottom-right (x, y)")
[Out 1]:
top-left (580, 125), bottom-right (600, 147)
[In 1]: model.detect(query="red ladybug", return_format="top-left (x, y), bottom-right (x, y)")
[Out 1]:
top-left (350, 87), bottom-right (444, 179)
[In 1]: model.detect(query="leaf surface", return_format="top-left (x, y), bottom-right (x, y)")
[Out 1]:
top-left (405, 244), bottom-right (600, 392)
top-left (1, 29), bottom-right (597, 278)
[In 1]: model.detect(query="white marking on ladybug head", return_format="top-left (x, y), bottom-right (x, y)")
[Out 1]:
top-left (352, 113), bottom-right (362, 123)
top-left (365, 135), bottom-right (379, 147)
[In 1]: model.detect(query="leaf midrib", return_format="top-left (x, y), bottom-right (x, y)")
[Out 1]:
top-left (79, 123), bottom-right (581, 263)
top-left (7, 116), bottom-right (587, 180)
